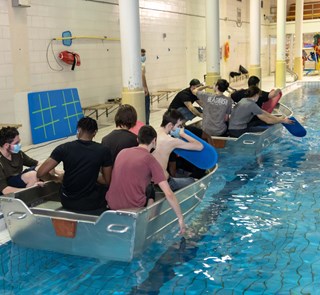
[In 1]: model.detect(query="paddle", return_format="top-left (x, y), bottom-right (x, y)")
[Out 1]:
top-left (262, 90), bottom-right (282, 113)
top-left (173, 129), bottom-right (218, 169)
top-left (282, 116), bottom-right (307, 137)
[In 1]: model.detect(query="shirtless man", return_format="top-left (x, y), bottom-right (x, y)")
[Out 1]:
top-left (152, 109), bottom-right (203, 191)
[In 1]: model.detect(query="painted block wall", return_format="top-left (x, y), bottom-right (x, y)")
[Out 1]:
top-left (1, 0), bottom-right (276, 144)
top-left (0, 1), bottom-right (15, 123)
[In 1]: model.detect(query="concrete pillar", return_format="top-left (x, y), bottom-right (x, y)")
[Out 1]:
top-left (275, 0), bottom-right (287, 88)
top-left (205, 0), bottom-right (220, 91)
top-left (118, 0), bottom-right (145, 122)
top-left (293, 0), bottom-right (304, 80)
top-left (249, 0), bottom-right (262, 84)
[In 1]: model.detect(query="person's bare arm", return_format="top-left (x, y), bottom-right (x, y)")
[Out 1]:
top-left (2, 186), bottom-right (26, 195)
top-left (191, 85), bottom-right (210, 96)
top-left (158, 180), bottom-right (186, 234)
top-left (187, 85), bottom-right (212, 117)
top-left (37, 158), bottom-right (59, 179)
top-left (173, 128), bottom-right (203, 151)
top-left (257, 111), bottom-right (293, 125)
top-left (101, 166), bottom-right (112, 186)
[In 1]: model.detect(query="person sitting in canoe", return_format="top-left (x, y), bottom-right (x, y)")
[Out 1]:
top-left (101, 104), bottom-right (157, 204)
top-left (0, 127), bottom-right (44, 195)
top-left (191, 78), bottom-right (232, 144)
top-left (37, 117), bottom-right (112, 214)
top-left (106, 125), bottom-right (186, 234)
top-left (168, 79), bottom-right (203, 121)
top-left (101, 104), bottom-right (138, 165)
top-left (228, 86), bottom-right (293, 138)
top-left (231, 75), bottom-right (281, 126)
top-left (152, 109), bottom-right (203, 191)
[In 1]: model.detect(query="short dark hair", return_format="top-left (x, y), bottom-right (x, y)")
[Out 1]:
top-left (141, 48), bottom-right (146, 54)
top-left (138, 125), bottom-right (157, 145)
top-left (77, 117), bottom-right (98, 134)
top-left (216, 79), bottom-right (230, 92)
top-left (115, 104), bottom-right (137, 129)
top-left (189, 79), bottom-right (201, 87)
top-left (248, 76), bottom-right (260, 87)
top-left (161, 109), bottom-right (184, 127)
top-left (245, 85), bottom-right (261, 97)
top-left (0, 127), bottom-right (19, 147)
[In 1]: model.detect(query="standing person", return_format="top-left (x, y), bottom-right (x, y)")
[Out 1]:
top-left (168, 79), bottom-right (203, 121)
top-left (106, 125), bottom-right (186, 234)
top-left (101, 104), bottom-right (138, 164)
top-left (141, 48), bottom-right (150, 125)
top-left (192, 79), bottom-right (232, 141)
top-left (152, 109), bottom-right (203, 191)
top-left (228, 86), bottom-right (293, 138)
top-left (0, 127), bottom-right (43, 195)
top-left (37, 117), bottom-right (112, 214)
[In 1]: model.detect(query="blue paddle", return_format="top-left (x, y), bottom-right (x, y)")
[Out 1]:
top-left (282, 116), bottom-right (307, 137)
top-left (173, 129), bottom-right (218, 169)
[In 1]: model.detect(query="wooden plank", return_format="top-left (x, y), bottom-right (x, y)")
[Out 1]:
top-left (82, 103), bottom-right (120, 111)
top-left (82, 102), bottom-right (121, 120)
top-left (157, 88), bottom-right (180, 93)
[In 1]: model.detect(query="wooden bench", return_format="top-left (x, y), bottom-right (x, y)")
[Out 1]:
top-left (82, 99), bottom-right (121, 120)
top-left (0, 123), bottom-right (22, 129)
top-left (150, 88), bottom-right (180, 105)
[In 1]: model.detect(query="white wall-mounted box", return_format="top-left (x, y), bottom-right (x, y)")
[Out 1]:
top-left (12, 0), bottom-right (31, 7)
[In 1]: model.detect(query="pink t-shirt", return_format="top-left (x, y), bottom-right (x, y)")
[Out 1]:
top-left (106, 146), bottom-right (166, 209)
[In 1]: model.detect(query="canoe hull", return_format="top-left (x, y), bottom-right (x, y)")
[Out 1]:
top-left (212, 103), bottom-right (293, 155)
top-left (0, 168), bottom-right (216, 261)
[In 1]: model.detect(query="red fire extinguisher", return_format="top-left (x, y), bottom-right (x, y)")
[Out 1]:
top-left (59, 51), bottom-right (81, 70)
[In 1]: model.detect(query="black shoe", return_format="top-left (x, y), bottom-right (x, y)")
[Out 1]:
top-left (230, 71), bottom-right (241, 78)
top-left (239, 65), bottom-right (248, 74)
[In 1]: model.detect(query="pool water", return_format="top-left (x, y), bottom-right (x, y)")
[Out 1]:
top-left (1, 83), bottom-right (320, 294)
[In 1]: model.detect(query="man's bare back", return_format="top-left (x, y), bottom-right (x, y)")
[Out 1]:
top-left (152, 127), bottom-right (203, 178)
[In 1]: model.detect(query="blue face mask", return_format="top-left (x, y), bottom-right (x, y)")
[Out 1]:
top-left (11, 143), bottom-right (22, 154)
top-left (141, 56), bottom-right (146, 63)
top-left (170, 127), bottom-right (181, 138)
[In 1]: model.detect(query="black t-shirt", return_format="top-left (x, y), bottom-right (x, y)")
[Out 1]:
top-left (231, 89), bottom-right (269, 107)
top-left (169, 87), bottom-right (199, 109)
top-left (50, 140), bottom-right (112, 199)
top-left (101, 129), bottom-right (138, 164)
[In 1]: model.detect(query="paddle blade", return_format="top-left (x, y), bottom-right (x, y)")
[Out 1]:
top-left (174, 129), bottom-right (218, 169)
top-left (282, 116), bottom-right (307, 137)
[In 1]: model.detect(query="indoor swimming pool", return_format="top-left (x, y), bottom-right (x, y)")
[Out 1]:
top-left (0, 82), bottom-right (319, 294)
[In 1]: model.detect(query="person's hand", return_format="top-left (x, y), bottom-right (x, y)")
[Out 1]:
top-left (282, 117), bottom-right (294, 124)
top-left (178, 218), bottom-right (186, 235)
top-left (35, 181), bottom-right (45, 187)
top-left (178, 127), bottom-right (185, 136)
top-left (144, 87), bottom-right (149, 96)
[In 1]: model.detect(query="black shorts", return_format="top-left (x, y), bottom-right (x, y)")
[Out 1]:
top-left (7, 166), bottom-right (37, 188)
